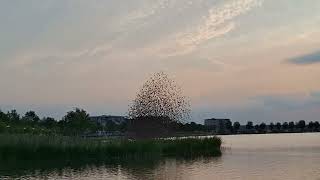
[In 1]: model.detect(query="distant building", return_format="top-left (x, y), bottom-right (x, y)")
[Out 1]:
top-left (204, 118), bottom-right (231, 134)
top-left (89, 115), bottom-right (128, 126)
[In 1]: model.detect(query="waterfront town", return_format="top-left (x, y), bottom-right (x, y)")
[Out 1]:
top-left (86, 114), bottom-right (320, 137)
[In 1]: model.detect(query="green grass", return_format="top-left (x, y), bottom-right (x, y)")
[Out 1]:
top-left (0, 134), bottom-right (221, 162)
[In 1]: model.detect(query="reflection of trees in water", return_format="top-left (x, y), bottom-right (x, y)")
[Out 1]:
top-left (0, 158), bottom-right (160, 179)
top-left (148, 157), bottom-right (222, 180)
top-left (0, 157), bottom-right (222, 179)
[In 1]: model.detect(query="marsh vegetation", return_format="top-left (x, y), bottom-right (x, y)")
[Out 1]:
top-left (0, 134), bottom-right (221, 163)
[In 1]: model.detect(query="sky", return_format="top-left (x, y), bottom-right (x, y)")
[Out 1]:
top-left (1, 0), bottom-right (320, 124)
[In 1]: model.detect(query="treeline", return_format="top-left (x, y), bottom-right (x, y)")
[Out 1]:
top-left (172, 122), bottom-right (208, 132)
top-left (0, 109), bottom-right (207, 136)
top-left (1, 108), bottom-right (319, 136)
top-left (235, 120), bottom-right (320, 134)
top-left (170, 120), bottom-right (320, 134)
top-left (0, 108), bottom-right (126, 136)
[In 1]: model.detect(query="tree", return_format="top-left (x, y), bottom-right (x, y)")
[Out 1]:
top-left (269, 123), bottom-right (274, 131)
top-left (254, 124), bottom-right (259, 131)
top-left (259, 123), bottom-right (266, 131)
top-left (0, 110), bottom-right (9, 122)
top-left (41, 117), bottom-right (57, 128)
top-left (62, 108), bottom-right (94, 135)
top-left (288, 121), bottom-right (295, 130)
top-left (0, 120), bottom-right (6, 133)
top-left (297, 120), bottom-right (306, 130)
top-left (308, 121), bottom-right (314, 130)
top-left (282, 122), bottom-right (289, 130)
top-left (225, 120), bottom-right (232, 132)
top-left (22, 111), bottom-right (40, 123)
top-left (233, 122), bottom-right (240, 133)
top-left (7, 110), bottom-right (20, 122)
top-left (129, 72), bottom-right (190, 122)
top-left (314, 121), bottom-right (320, 131)
top-left (246, 121), bottom-right (253, 130)
top-left (275, 122), bottom-right (281, 130)
top-left (190, 122), bottom-right (198, 131)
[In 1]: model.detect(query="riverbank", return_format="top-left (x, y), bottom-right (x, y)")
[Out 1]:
top-left (0, 134), bottom-right (221, 162)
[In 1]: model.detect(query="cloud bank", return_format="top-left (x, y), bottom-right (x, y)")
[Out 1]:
top-left (288, 50), bottom-right (320, 65)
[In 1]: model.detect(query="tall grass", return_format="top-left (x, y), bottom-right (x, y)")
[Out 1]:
top-left (0, 134), bottom-right (221, 162)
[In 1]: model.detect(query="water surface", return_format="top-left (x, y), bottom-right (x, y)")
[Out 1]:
top-left (1, 133), bottom-right (320, 179)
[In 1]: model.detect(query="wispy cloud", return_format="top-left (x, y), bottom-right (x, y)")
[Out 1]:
top-left (288, 50), bottom-right (320, 65)
top-left (148, 0), bottom-right (263, 57)
top-left (177, 0), bottom-right (263, 47)
top-left (9, 0), bottom-right (264, 68)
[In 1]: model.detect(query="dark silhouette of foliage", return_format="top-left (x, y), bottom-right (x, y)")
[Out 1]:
top-left (288, 121), bottom-right (295, 130)
top-left (259, 123), bottom-right (266, 131)
top-left (246, 121), bottom-right (253, 129)
top-left (61, 108), bottom-right (96, 136)
top-left (275, 122), bottom-right (282, 130)
top-left (254, 124), bottom-right (259, 131)
top-left (282, 122), bottom-right (289, 130)
top-left (233, 122), bottom-right (240, 132)
top-left (7, 110), bottom-right (20, 122)
top-left (226, 120), bottom-right (233, 131)
top-left (297, 120), bottom-right (306, 129)
top-left (41, 117), bottom-right (57, 128)
top-left (314, 121), bottom-right (320, 130)
top-left (269, 123), bottom-right (275, 131)
top-left (0, 110), bottom-right (9, 122)
top-left (308, 121), bottom-right (314, 129)
top-left (129, 72), bottom-right (190, 122)
top-left (1, 108), bottom-right (320, 136)
top-left (22, 111), bottom-right (40, 123)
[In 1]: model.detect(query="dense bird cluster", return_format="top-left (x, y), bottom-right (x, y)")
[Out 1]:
top-left (129, 72), bottom-right (190, 122)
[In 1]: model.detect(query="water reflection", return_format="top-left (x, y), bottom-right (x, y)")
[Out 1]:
top-left (1, 133), bottom-right (320, 179)
top-left (0, 157), bottom-right (222, 180)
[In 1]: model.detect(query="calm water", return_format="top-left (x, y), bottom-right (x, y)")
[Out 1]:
top-left (1, 133), bottom-right (320, 180)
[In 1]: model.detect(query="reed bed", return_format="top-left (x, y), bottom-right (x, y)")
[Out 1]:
top-left (0, 134), bottom-right (221, 162)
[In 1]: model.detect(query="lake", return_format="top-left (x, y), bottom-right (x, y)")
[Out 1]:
top-left (1, 133), bottom-right (320, 179)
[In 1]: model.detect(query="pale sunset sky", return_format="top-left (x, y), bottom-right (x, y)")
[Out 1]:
top-left (1, 0), bottom-right (320, 124)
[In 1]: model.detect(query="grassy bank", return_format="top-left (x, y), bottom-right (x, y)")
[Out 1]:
top-left (0, 134), bottom-right (221, 162)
